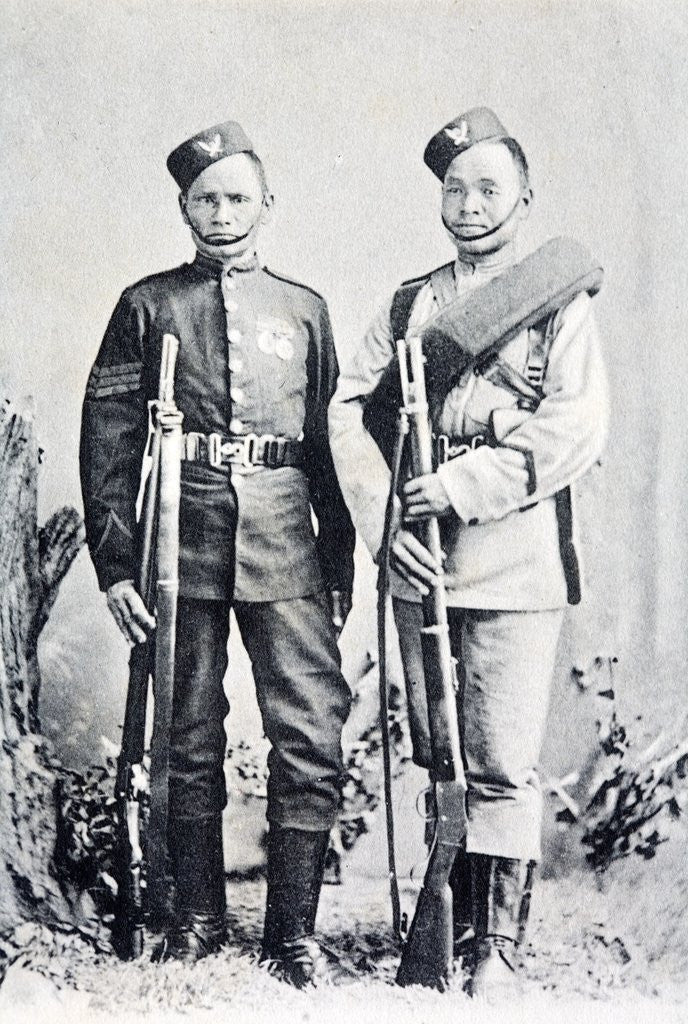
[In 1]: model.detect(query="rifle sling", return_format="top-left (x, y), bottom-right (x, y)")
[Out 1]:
top-left (377, 410), bottom-right (409, 945)
top-left (145, 395), bottom-right (183, 920)
top-left (147, 582), bottom-right (177, 918)
top-left (116, 458), bottom-right (160, 796)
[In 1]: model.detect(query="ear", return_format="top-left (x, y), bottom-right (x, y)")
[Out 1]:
top-left (519, 186), bottom-right (534, 221)
top-left (178, 192), bottom-right (190, 226)
top-left (259, 192), bottom-right (275, 226)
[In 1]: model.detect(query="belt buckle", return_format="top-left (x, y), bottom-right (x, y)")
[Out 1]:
top-left (267, 436), bottom-right (286, 468)
top-left (442, 434), bottom-right (481, 462)
top-left (207, 432), bottom-right (223, 469)
top-left (242, 432), bottom-right (260, 468)
top-left (258, 433), bottom-right (279, 468)
top-left (184, 431), bottom-right (203, 461)
top-left (435, 434), bottom-right (449, 465)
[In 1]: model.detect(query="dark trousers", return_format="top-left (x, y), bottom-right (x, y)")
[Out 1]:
top-left (168, 593), bottom-right (351, 830)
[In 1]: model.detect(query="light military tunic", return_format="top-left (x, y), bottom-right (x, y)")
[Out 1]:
top-left (329, 245), bottom-right (608, 610)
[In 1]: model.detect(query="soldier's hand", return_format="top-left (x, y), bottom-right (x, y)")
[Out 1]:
top-left (403, 473), bottom-right (453, 522)
top-left (390, 529), bottom-right (444, 596)
top-left (328, 589), bottom-right (352, 638)
top-left (107, 580), bottom-right (156, 646)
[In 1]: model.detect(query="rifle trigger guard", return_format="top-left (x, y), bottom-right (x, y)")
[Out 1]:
top-left (416, 785), bottom-right (436, 820)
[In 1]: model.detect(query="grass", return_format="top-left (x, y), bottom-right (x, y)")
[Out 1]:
top-left (5, 856), bottom-right (687, 1024)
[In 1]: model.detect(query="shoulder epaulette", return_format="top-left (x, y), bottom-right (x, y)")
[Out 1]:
top-left (263, 267), bottom-right (325, 302)
top-left (122, 263), bottom-right (188, 297)
top-left (398, 271), bottom-right (431, 290)
top-left (398, 261), bottom-right (454, 290)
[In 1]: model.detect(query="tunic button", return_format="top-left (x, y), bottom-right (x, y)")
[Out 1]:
top-left (224, 298), bottom-right (239, 314)
top-left (227, 328), bottom-right (242, 344)
top-left (230, 417), bottom-right (244, 433)
top-left (228, 356), bottom-right (243, 373)
top-left (222, 275), bottom-right (237, 291)
top-left (230, 387), bottom-right (244, 404)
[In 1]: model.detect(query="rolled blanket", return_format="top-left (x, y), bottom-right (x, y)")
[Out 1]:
top-left (363, 237), bottom-right (603, 465)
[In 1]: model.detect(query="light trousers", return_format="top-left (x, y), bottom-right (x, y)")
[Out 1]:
top-left (394, 599), bottom-right (564, 861)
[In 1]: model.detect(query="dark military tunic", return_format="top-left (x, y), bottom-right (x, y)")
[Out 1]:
top-left (81, 252), bottom-right (355, 828)
top-left (80, 252), bottom-right (355, 601)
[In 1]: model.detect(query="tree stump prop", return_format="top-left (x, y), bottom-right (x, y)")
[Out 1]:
top-left (0, 396), bottom-right (84, 931)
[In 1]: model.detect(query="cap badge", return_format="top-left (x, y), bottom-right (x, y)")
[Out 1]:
top-left (444, 120), bottom-right (469, 146)
top-left (197, 133), bottom-right (224, 158)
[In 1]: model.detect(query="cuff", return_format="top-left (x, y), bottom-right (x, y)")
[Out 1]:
top-left (436, 446), bottom-right (532, 525)
top-left (436, 459), bottom-right (483, 525)
top-left (91, 510), bottom-right (137, 592)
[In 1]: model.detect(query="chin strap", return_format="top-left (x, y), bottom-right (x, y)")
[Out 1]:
top-left (442, 192), bottom-right (523, 243)
top-left (190, 196), bottom-right (266, 260)
top-left (199, 226), bottom-right (253, 247)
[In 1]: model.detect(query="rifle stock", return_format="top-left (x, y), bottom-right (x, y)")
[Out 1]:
top-left (395, 334), bottom-right (468, 990)
top-left (396, 780), bottom-right (464, 989)
top-left (115, 407), bottom-right (161, 794)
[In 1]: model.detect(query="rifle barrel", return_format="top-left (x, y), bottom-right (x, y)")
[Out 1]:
top-left (147, 365), bottom-right (183, 919)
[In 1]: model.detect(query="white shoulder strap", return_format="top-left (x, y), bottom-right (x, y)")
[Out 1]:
top-left (526, 313), bottom-right (557, 391)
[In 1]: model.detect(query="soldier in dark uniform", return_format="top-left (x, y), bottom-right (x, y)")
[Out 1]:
top-left (80, 120), bottom-right (355, 984)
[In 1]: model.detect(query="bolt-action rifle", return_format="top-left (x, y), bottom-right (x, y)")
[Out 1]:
top-left (114, 334), bottom-right (182, 959)
top-left (390, 334), bottom-right (468, 990)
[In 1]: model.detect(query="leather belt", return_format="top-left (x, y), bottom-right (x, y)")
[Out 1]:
top-left (182, 431), bottom-right (303, 469)
top-left (433, 432), bottom-right (539, 516)
top-left (433, 433), bottom-right (488, 466)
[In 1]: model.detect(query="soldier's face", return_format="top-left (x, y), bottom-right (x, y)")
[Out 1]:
top-left (441, 141), bottom-right (531, 257)
top-left (181, 153), bottom-right (271, 250)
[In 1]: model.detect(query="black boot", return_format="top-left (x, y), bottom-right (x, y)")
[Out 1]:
top-left (467, 855), bottom-right (532, 1000)
top-left (261, 827), bottom-right (330, 988)
top-left (161, 815), bottom-right (227, 963)
top-left (449, 843), bottom-right (474, 959)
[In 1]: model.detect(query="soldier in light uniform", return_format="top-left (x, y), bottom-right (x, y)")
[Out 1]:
top-left (80, 121), bottom-right (354, 983)
top-left (329, 107), bottom-right (608, 997)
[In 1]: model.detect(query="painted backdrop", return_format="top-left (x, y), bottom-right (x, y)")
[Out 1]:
top-left (2, 0), bottom-right (687, 869)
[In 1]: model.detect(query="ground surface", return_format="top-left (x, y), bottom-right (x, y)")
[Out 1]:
top-left (1, 834), bottom-right (688, 1024)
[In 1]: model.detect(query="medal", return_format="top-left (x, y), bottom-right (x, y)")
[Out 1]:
top-left (258, 330), bottom-right (276, 355)
top-left (275, 336), bottom-right (294, 360)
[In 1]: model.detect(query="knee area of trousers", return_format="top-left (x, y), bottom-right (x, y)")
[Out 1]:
top-left (466, 763), bottom-right (541, 797)
top-left (169, 783), bottom-right (227, 820)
